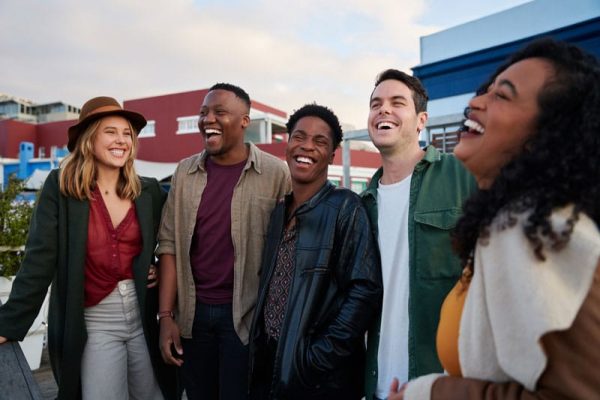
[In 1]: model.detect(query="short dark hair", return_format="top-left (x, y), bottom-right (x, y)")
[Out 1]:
top-left (286, 104), bottom-right (344, 149)
top-left (208, 83), bottom-right (251, 110)
top-left (372, 69), bottom-right (428, 113)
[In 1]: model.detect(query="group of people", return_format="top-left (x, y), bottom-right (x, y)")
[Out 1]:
top-left (0, 37), bottom-right (598, 400)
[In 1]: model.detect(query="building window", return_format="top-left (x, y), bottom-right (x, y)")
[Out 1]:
top-left (427, 124), bottom-right (462, 153)
top-left (350, 179), bottom-right (368, 193)
top-left (329, 177), bottom-right (341, 187)
top-left (177, 116), bottom-right (200, 134)
top-left (139, 120), bottom-right (156, 138)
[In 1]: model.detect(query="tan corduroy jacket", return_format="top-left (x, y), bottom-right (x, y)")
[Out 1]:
top-left (157, 143), bottom-right (290, 344)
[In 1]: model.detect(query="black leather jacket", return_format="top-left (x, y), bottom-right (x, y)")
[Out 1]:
top-left (249, 182), bottom-right (382, 400)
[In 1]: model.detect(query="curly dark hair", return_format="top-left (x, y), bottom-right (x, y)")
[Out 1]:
top-left (372, 69), bottom-right (428, 113)
top-left (453, 38), bottom-right (600, 267)
top-left (209, 83), bottom-right (251, 110)
top-left (286, 103), bottom-right (344, 149)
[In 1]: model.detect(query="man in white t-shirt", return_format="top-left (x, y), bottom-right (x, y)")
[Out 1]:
top-left (360, 69), bottom-right (476, 400)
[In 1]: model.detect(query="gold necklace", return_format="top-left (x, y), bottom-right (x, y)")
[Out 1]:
top-left (96, 183), bottom-right (109, 196)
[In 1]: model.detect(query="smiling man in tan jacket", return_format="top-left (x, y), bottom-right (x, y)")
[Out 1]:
top-left (156, 83), bottom-right (290, 400)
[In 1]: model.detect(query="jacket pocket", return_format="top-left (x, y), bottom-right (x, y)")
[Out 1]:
top-left (300, 267), bottom-right (332, 305)
top-left (248, 196), bottom-right (277, 237)
top-left (301, 266), bottom-right (330, 275)
top-left (413, 208), bottom-right (463, 280)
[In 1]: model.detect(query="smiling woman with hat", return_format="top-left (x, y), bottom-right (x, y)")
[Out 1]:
top-left (0, 96), bottom-right (177, 399)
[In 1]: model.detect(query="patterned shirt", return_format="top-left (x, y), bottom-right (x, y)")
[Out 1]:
top-left (264, 224), bottom-right (296, 340)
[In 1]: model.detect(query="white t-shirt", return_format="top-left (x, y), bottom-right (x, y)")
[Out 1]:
top-left (375, 174), bottom-right (412, 399)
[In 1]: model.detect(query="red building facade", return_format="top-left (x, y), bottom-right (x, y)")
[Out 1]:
top-left (0, 89), bottom-right (380, 188)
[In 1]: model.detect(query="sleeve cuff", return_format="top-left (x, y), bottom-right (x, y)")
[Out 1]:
top-left (405, 373), bottom-right (444, 400)
top-left (155, 244), bottom-right (175, 256)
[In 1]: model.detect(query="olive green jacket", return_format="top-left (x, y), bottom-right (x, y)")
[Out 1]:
top-left (361, 146), bottom-right (476, 399)
top-left (0, 169), bottom-right (177, 400)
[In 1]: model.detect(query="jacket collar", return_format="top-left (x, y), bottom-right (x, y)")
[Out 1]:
top-left (186, 142), bottom-right (263, 175)
top-left (134, 189), bottom-right (152, 257)
top-left (419, 144), bottom-right (442, 165)
top-left (285, 181), bottom-right (335, 216)
top-left (362, 145), bottom-right (442, 199)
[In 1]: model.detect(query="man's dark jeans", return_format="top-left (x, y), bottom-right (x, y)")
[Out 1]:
top-left (181, 302), bottom-right (249, 400)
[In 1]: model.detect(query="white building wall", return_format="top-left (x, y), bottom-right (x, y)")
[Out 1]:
top-left (427, 93), bottom-right (474, 119)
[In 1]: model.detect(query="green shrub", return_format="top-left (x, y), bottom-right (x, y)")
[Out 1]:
top-left (0, 176), bottom-right (35, 277)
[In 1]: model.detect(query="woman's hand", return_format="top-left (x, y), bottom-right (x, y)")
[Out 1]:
top-left (0, 336), bottom-right (7, 345)
top-left (388, 377), bottom-right (407, 400)
top-left (147, 264), bottom-right (158, 288)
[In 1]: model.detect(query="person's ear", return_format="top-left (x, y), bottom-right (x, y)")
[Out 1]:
top-left (241, 114), bottom-right (250, 129)
top-left (416, 111), bottom-right (428, 133)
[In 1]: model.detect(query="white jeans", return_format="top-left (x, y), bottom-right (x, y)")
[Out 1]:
top-left (81, 280), bottom-right (163, 400)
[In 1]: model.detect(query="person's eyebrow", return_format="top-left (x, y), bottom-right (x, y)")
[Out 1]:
top-left (498, 79), bottom-right (517, 97)
top-left (370, 95), bottom-right (408, 104)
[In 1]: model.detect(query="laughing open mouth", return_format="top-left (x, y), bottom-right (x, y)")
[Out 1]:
top-left (204, 128), bottom-right (222, 138)
top-left (109, 149), bottom-right (126, 157)
top-left (295, 156), bottom-right (315, 165)
top-left (376, 121), bottom-right (397, 130)
top-left (463, 119), bottom-right (485, 135)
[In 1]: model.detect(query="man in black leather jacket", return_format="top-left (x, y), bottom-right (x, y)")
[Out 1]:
top-left (248, 104), bottom-right (383, 400)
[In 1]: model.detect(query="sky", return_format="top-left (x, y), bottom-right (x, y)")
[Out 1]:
top-left (0, 0), bottom-right (531, 130)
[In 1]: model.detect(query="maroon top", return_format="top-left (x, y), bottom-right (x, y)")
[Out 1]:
top-left (190, 157), bottom-right (246, 304)
top-left (84, 187), bottom-right (140, 307)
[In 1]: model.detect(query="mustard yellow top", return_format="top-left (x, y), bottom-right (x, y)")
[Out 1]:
top-left (436, 277), bottom-right (470, 377)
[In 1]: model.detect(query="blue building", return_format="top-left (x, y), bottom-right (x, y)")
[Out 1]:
top-left (413, 0), bottom-right (600, 152)
top-left (0, 142), bottom-right (66, 191)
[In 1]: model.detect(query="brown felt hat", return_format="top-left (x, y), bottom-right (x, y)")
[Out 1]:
top-left (67, 96), bottom-right (147, 151)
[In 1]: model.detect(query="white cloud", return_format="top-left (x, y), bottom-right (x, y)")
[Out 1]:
top-left (0, 0), bottom-right (519, 129)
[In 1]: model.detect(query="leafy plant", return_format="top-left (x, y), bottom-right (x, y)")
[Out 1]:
top-left (0, 175), bottom-right (35, 277)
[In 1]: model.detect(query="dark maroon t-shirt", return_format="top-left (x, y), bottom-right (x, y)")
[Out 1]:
top-left (189, 157), bottom-right (246, 304)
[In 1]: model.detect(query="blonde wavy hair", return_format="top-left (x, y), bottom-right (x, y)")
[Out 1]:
top-left (59, 118), bottom-right (141, 200)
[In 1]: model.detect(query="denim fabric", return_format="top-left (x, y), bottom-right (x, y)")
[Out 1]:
top-left (81, 280), bottom-right (163, 400)
top-left (181, 302), bottom-right (249, 400)
top-left (249, 335), bottom-right (277, 400)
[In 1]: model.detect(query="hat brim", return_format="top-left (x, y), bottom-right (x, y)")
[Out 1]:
top-left (67, 109), bottom-right (147, 152)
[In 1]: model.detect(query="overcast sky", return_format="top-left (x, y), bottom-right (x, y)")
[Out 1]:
top-left (1, 0), bottom-right (530, 129)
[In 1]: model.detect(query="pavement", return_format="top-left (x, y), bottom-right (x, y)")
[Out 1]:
top-left (31, 348), bottom-right (57, 400)
top-left (32, 347), bottom-right (187, 399)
